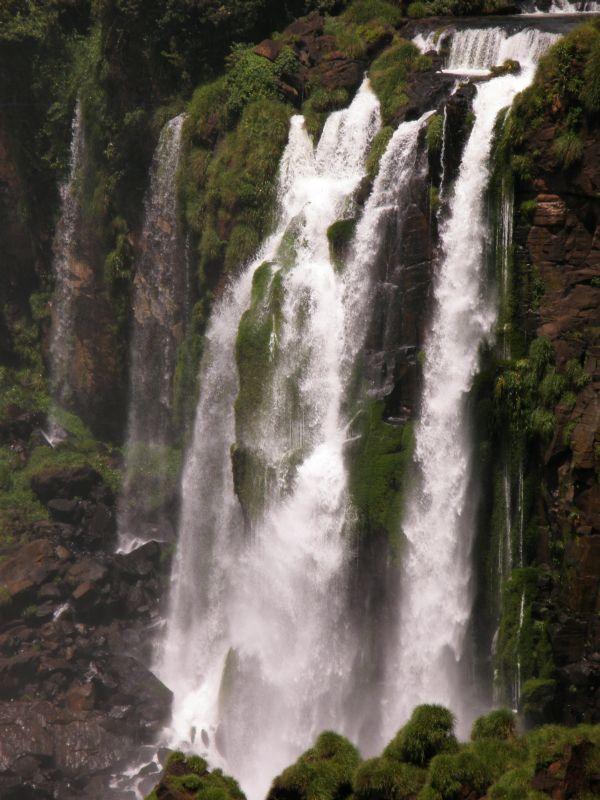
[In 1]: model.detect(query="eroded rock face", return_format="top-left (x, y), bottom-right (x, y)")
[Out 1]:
top-left (0, 463), bottom-right (173, 798)
top-left (516, 117), bottom-right (600, 723)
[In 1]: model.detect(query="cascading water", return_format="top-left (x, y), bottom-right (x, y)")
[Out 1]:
top-left (385, 28), bottom-right (557, 735)
top-left (342, 111), bottom-right (433, 375)
top-left (48, 99), bottom-right (85, 432)
top-left (445, 27), bottom-right (558, 75)
top-left (118, 114), bottom-right (186, 553)
top-left (158, 80), bottom-right (382, 800)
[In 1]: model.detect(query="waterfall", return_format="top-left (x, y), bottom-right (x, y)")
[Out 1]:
top-left (48, 99), bottom-right (85, 432)
top-left (445, 27), bottom-right (558, 75)
top-left (386, 29), bottom-right (557, 735)
top-left (118, 114), bottom-right (186, 553)
top-left (158, 80), bottom-right (382, 800)
top-left (529, 1), bottom-right (600, 12)
top-left (342, 111), bottom-right (433, 375)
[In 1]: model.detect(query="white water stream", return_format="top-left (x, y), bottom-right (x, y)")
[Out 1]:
top-left (385, 28), bottom-right (557, 736)
top-left (158, 81), bottom-right (380, 800)
top-left (118, 113), bottom-right (186, 553)
top-left (49, 99), bottom-right (85, 429)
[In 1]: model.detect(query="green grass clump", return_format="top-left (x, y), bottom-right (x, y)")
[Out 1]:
top-left (354, 757), bottom-right (426, 800)
top-left (303, 87), bottom-right (350, 139)
top-left (385, 706), bottom-right (458, 767)
top-left (552, 130), bottom-right (584, 168)
top-left (369, 41), bottom-right (421, 124)
top-left (471, 709), bottom-right (516, 742)
top-left (267, 731), bottom-right (361, 800)
top-left (147, 752), bottom-right (244, 800)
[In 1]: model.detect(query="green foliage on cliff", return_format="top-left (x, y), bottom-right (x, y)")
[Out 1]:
top-left (324, 1), bottom-right (402, 59)
top-left (346, 401), bottom-right (414, 547)
top-left (369, 40), bottom-right (424, 124)
top-left (502, 20), bottom-right (600, 173)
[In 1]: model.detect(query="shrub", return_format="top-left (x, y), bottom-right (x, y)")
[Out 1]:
top-left (425, 750), bottom-right (491, 799)
top-left (385, 705), bottom-right (457, 767)
top-left (565, 358), bottom-right (590, 390)
top-left (471, 709), bottom-right (516, 742)
top-left (407, 3), bottom-right (431, 18)
top-left (342, 0), bottom-right (403, 26)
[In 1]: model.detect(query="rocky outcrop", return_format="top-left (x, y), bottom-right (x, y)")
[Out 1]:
top-left (0, 462), bottom-right (173, 798)
top-left (513, 114), bottom-right (599, 722)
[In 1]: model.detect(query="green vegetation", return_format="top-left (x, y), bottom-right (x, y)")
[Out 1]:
top-left (346, 401), bottom-right (414, 548)
top-left (406, 0), bottom-right (515, 17)
top-left (145, 750), bottom-right (245, 800)
top-left (327, 218), bottom-right (358, 271)
top-left (366, 125), bottom-right (394, 180)
top-left (268, 732), bottom-right (361, 800)
top-left (261, 708), bottom-right (600, 800)
top-left (500, 20), bottom-right (600, 174)
top-left (471, 709), bottom-right (517, 742)
top-left (385, 706), bottom-right (458, 767)
top-left (324, 1), bottom-right (402, 60)
top-left (369, 41), bottom-right (426, 125)
top-left (426, 114), bottom-right (443, 155)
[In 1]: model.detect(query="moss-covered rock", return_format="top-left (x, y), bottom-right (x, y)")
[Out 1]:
top-left (327, 218), bottom-right (357, 272)
top-left (346, 400), bottom-right (414, 547)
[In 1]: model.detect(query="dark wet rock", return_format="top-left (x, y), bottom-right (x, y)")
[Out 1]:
top-left (31, 464), bottom-right (104, 504)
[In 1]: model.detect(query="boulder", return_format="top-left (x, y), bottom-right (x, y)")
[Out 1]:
top-left (31, 465), bottom-right (103, 504)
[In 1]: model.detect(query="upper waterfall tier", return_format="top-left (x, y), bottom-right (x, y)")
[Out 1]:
top-left (445, 26), bottom-right (561, 73)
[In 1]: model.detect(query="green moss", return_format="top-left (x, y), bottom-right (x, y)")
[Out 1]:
top-left (345, 400), bottom-right (414, 546)
top-left (520, 679), bottom-right (557, 719)
top-left (327, 218), bottom-right (357, 271)
top-left (267, 731), bottom-right (361, 800)
top-left (233, 262), bottom-right (284, 522)
top-left (385, 706), bottom-right (458, 767)
top-left (495, 568), bottom-right (555, 710)
top-left (192, 98), bottom-right (292, 284)
top-left (366, 125), bottom-right (393, 180)
top-left (426, 114), bottom-right (443, 155)
top-left (369, 41), bottom-right (420, 125)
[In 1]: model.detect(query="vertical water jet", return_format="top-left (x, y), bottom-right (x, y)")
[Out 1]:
top-left (118, 113), bottom-right (186, 552)
top-left (48, 99), bottom-right (85, 432)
